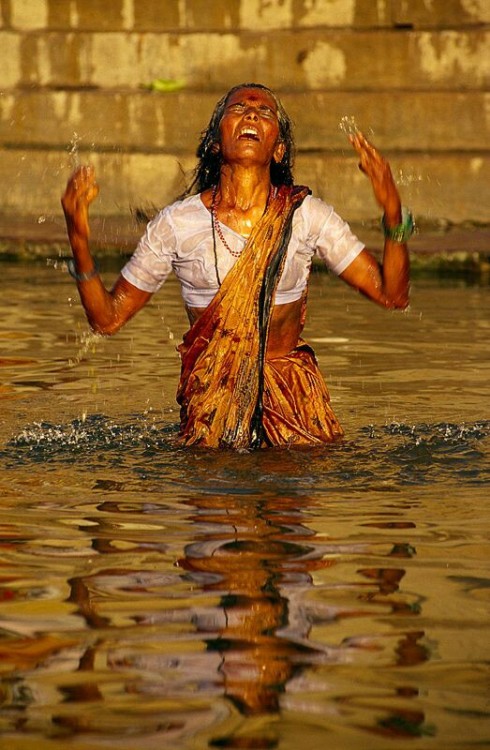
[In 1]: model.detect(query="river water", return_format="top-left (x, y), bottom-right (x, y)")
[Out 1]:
top-left (0, 259), bottom-right (488, 749)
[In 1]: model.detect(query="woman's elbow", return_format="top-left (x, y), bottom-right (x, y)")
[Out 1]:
top-left (384, 289), bottom-right (410, 310)
top-left (89, 317), bottom-right (123, 336)
top-left (397, 294), bottom-right (410, 311)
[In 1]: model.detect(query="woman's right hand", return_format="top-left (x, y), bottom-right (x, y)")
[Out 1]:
top-left (61, 165), bottom-right (99, 240)
top-left (348, 131), bottom-right (401, 223)
top-left (60, 164), bottom-right (153, 335)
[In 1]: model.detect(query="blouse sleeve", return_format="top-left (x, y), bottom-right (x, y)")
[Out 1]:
top-left (121, 207), bottom-right (176, 293)
top-left (306, 196), bottom-right (364, 275)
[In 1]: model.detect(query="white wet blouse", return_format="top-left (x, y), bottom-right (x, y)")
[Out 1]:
top-left (121, 193), bottom-right (364, 307)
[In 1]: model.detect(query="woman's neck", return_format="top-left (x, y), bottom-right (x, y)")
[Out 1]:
top-left (217, 164), bottom-right (271, 212)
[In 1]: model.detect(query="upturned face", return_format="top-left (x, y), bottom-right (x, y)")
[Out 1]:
top-left (218, 87), bottom-right (285, 168)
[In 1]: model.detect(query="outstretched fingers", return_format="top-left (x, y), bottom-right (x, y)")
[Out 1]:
top-left (62, 166), bottom-right (99, 239)
top-left (63, 165), bottom-right (99, 211)
top-left (349, 131), bottom-right (385, 176)
top-left (348, 131), bottom-right (398, 210)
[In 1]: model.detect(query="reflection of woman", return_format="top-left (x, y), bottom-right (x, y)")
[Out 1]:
top-left (178, 494), bottom-right (320, 717)
top-left (62, 83), bottom-right (412, 448)
top-left (173, 489), bottom-right (376, 749)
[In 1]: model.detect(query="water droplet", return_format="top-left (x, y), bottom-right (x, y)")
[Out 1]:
top-left (397, 168), bottom-right (423, 187)
top-left (339, 115), bottom-right (360, 137)
top-left (68, 132), bottom-right (82, 169)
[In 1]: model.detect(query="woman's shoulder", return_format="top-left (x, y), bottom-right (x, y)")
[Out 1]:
top-left (155, 193), bottom-right (205, 221)
top-left (141, 193), bottom-right (210, 254)
top-left (293, 192), bottom-right (335, 234)
top-left (299, 192), bottom-right (334, 217)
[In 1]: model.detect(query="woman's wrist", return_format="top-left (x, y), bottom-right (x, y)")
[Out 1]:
top-left (381, 207), bottom-right (414, 243)
top-left (67, 258), bottom-right (99, 282)
top-left (382, 209), bottom-right (402, 228)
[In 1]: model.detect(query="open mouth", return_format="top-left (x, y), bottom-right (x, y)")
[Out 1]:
top-left (238, 127), bottom-right (260, 141)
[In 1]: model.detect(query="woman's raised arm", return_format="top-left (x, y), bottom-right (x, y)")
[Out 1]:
top-left (339, 132), bottom-right (411, 310)
top-left (61, 165), bottom-right (152, 334)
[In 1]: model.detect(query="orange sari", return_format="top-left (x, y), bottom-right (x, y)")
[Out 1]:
top-left (177, 185), bottom-right (343, 448)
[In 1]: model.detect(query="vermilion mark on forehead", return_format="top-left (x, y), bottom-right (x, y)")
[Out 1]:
top-left (226, 89), bottom-right (277, 109)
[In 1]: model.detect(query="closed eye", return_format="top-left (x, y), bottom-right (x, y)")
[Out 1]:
top-left (258, 105), bottom-right (276, 118)
top-left (225, 103), bottom-right (277, 119)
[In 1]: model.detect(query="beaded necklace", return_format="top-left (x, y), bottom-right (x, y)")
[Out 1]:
top-left (210, 183), bottom-right (276, 287)
top-left (211, 184), bottom-right (244, 259)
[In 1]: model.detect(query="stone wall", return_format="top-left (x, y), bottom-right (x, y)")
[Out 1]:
top-left (0, 0), bottom-right (489, 231)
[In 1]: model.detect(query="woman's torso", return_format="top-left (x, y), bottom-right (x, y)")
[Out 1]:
top-left (120, 191), bottom-right (364, 357)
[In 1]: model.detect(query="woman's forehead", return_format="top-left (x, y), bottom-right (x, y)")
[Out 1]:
top-left (225, 87), bottom-right (277, 109)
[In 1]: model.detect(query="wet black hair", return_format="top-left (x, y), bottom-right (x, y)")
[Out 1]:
top-left (183, 83), bottom-right (295, 196)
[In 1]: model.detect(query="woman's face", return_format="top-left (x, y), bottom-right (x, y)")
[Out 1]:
top-left (218, 87), bottom-right (285, 168)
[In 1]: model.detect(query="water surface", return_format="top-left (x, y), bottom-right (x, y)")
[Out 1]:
top-left (0, 261), bottom-right (488, 749)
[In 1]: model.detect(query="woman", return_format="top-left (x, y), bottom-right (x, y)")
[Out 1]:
top-left (62, 83), bottom-right (412, 449)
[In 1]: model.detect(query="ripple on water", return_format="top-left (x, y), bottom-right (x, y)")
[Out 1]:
top-left (1, 415), bottom-right (488, 492)
top-left (0, 415), bottom-right (488, 748)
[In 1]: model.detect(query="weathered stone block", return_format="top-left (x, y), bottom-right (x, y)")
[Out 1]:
top-left (282, 91), bottom-right (490, 151)
top-left (1, 148), bottom-right (488, 225)
top-left (132, 1), bottom-right (181, 31)
top-left (0, 148), bottom-right (195, 218)
top-left (9, 0), bottom-right (48, 29)
top-left (168, 0), bottom-right (241, 31)
top-left (4, 0), bottom-right (489, 33)
top-left (1, 29), bottom-right (487, 90)
top-left (0, 0), bottom-right (488, 231)
top-left (10, 0), bottom-right (131, 31)
top-left (296, 153), bottom-right (490, 223)
top-left (0, 0), bottom-right (7, 28)
top-left (1, 90), bottom-right (488, 153)
top-left (392, 0), bottom-right (490, 27)
top-left (0, 31), bottom-right (20, 86)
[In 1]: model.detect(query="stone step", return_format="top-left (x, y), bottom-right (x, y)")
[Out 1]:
top-left (5, 0), bottom-right (489, 32)
top-left (1, 28), bottom-right (488, 90)
top-left (1, 90), bottom-right (488, 152)
top-left (2, 148), bottom-right (488, 223)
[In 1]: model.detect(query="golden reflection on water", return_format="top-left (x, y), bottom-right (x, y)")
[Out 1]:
top-left (0, 262), bottom-right (489, 748)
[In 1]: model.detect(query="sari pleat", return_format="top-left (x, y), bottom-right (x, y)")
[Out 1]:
top-left (262, 342), bottom-right (344, 446)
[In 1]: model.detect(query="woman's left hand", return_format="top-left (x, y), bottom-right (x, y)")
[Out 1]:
top-left (349, 131), bottom-right (401, 221)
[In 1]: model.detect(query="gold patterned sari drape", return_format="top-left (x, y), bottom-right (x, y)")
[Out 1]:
top-left (177, 185), bottom-right (343, 448)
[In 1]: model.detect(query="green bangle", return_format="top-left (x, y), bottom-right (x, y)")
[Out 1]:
top-left (67, 259), bottom-right (99, 282)
top-left (382, 207), bottom-right (414, 243)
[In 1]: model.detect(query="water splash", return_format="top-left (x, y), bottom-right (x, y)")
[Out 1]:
top-left (339, 115), bottom-right (361, 137)
top-left (46, 257), bottom-right (64, 273)
top-left (3, 419), bottom-right (488, 491)
top-left (68, 330), bottom-right (104, 367)
top-left (7, 414), bottom-right (177, 459)
top-left (67, 131), bottom-right (82, 169)
top-left (339, 116), bottom-right (375, 141)
top-left (397, 168), bottom-right (424, 187)
top-left (45, 253), bottom-right (78, 277)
